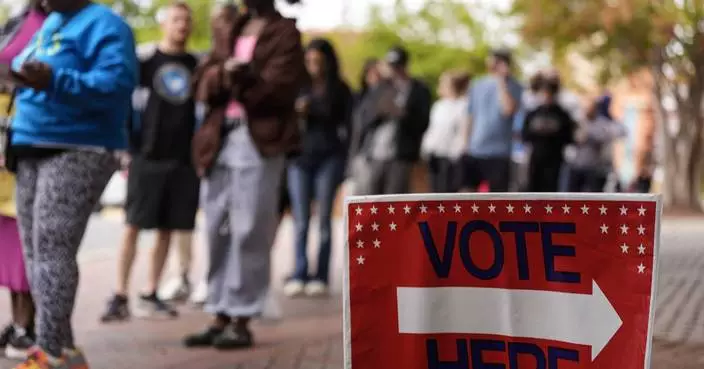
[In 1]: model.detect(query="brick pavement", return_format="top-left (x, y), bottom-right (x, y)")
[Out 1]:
top-left (2, 216), bottom-right (704, 368)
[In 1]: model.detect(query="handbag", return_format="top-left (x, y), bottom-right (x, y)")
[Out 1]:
top-left (0, 89), bottom-right (16, 173)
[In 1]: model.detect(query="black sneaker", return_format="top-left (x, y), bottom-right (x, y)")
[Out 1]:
top-left (183, 326), bottom-right (224, 348)
top-left (5, 327), bottom-right (34, 360)
top-left (135, 292), bottom-right (179, 319)
top-left (0, 324), bottom-right (13, 347)
top-left (213, 326), bottom-right (254, 350)
top-left (100, 294), bottom-right (130, 323)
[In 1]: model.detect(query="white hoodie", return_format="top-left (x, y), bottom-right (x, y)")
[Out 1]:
top-left (421, 98), bottom-right (468, 160)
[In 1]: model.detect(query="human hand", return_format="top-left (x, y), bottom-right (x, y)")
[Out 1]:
top-left (17, 61), bottom-right (53, 90)
top-left (224, 57), bottom-right (248, 75)
top-left (295, 96), bottom-right (309, 114)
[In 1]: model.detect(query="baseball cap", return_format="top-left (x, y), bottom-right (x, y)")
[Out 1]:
top-left (385, 46), bottom-right (409, 67)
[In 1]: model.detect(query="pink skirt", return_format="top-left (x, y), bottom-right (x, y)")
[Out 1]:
top-left (0, 216), bottom-right (30, 292)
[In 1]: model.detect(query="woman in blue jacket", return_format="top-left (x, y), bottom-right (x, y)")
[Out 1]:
top-left (7, 0), bottom-right (137, 367)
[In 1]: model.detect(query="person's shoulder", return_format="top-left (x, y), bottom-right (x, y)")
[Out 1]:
top-left (85, 4), bottom-right (133, 36)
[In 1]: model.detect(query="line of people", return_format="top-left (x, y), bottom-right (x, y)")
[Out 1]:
top-left (0, 0), bottom-right (655, 368)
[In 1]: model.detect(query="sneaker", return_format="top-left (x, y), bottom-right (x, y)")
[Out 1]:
top-left (304, 280), bottom-right (328, 297)
top-left (189, 280), bottom-right (208, 306)
top-left (99, 295), bottom-right (130, 323)
top-left (5, 327), bottom-right (34, 360)
top-left (134, 293), bottom-right (178, 319)
top-left (0, 324), bottom-right (14, 347)
top-left (62, 348), bottom-right (88, 369)
top-left (212, 326), bottom-right (254, 350)
top-left (12, 347), bottom-right (68, 369)
top-left (183, 326), bottom-right (224, 348)
top-left (283, 279), bottom-right (305, 297)
top-left (159, 276), bottom-right (191, 303)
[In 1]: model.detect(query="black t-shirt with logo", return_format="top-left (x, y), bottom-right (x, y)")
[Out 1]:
top-left (136, 49), bottom-right (198, 163)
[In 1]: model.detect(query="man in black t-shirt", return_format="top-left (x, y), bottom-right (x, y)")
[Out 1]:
top-left (101, 1), bottom-right (199, 323)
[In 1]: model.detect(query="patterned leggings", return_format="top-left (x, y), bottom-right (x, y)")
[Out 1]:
top-left (15, 151), bottom-right (116, 357)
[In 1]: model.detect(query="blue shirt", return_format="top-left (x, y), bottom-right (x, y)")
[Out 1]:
top-left (467, 75), bottom-right (523, 158)
top-left (11, 3), bottom-right (138, 150)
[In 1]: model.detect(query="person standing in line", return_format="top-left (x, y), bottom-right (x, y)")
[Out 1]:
top-left (521, 75), bottom-right (576, 192)
top-left (7, 0), bottom-right (137, 365)
top-left (160, 2), bottom-right (240, 307)
top-left (462, 49), bottom-right (523, 192)
top-left (0, 0), bottom-right (48, 359)
top-left (347, 58), bottom-right (381, 196)
top-left (568, 96), bottom-right (627, 192)
top-left (100, 1), bottom-right (199, 322)
top-left (361, 46), bottom-right (432, 195)
top-left (185, 0), bottom-right (305, 349)
top-left (420, 71), bottom-right (469, 193)
top-left (283, 38), bottom-right (352, 298)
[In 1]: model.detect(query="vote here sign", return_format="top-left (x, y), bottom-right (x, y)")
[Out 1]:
top-left (343, 194), bottom-right (660, 369)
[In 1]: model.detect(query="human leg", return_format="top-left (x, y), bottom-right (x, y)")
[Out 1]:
top-left (283, 160), bottom-right (313, 297)
top-left (384, 160), bottom-right (412, 194)
top-left (308, 155), bottom-right (344, 294)
top-left (29, 151), bottom-right (115, 357)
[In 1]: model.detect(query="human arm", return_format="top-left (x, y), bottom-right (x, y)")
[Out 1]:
top-left (237, 21), bottom-right (306, 112)
top-left (498, 77), bottom-right (521, 116)
top-left (520, 109), bottom-right (537, 142)
top-left (45, 22), bottom-right (138, 108)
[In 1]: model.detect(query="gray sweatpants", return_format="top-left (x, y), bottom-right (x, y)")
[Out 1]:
top-left (15, 151), bottom-right (116, 357)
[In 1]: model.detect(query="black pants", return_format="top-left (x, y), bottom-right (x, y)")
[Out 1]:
top-left (125, 156), bottom-right (200, 230)
top-left (462, 155), bottom-right (511, 192)
top-left (364, 159), bottom-right (413, 195)
top-left (427, 155), bottom-right (461, 193)
top-left (567, 167), bottom-right (608, 192)
top-left (527, 156), bottom-right (562, 192)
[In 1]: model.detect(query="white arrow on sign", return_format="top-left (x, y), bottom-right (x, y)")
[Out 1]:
top-left (396, 280), bottom-right (622, 361)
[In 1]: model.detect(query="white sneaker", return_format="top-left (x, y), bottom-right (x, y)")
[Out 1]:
top-left (159, 277), bottom-right (190, 303)
top-left (283, 280), bottom-right (305, 297)
top-left (189, 280), bottom-right (208, 305)
top-left (304, 280), bottom-right (328, 297)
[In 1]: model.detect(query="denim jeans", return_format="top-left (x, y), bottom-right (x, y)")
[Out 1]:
top-left (287, 155), bottom-right (344, 284)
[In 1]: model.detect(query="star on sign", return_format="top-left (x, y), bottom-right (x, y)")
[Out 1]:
top-left (370, 206), bottom-right (378, 215)
top-left (471, 203), bottom-right (480, 213)
top-left (403, 205), bottom-right (411, 214)
top-left (600, 224), bottom-right (609, 234)
top-left (638, 205), bottom-right (646, 216)
top-left (356, 240), bottom-right (364, 249)
top-left (638, 244), bottom-right (646, 254)
top-left (599, 205), bottom-right (607, 215)
top-left (355, 223), bottom-right (363, 232)
top-left (545, 205), bottom-right (553, 214)
top-left (488, 204), bottom-right (496, 213)
top-left (637, 263), bottom-right (646, 274)
top-left (581, 205), bottom-right (589, 214)
top-left (387, 205), bottom-right (395, 214)
top-left (619, 205), bottom-right (628, 215)
top-left (371, 222), bottom-right (380, 231)
top-left (637, 225), bottom-right (646, 235)
top-left (562, 204), bottom-right (571, 214)
top-left (373, 239), bottom-right (381, 248)
top-left (454, 204), bottom-right (462, 213)
top-left (355, 206), bottom-right (363, 215)
top-left (389, 222), bottom-right (397, 231)
top-left (420, 204), bottom-right (428, 213)
top-left (620, 224), bottom-right (629, 235)
top-left (357, 256), bottom-right (365, 265)
top-left (620, 243), bottom-right (629, 254)
top-left (506, 204), bottom-right (515, 213)
top-left (523, 204), bottom-right (532, 213)
top-left (437, 204), bottom-right (446, 213)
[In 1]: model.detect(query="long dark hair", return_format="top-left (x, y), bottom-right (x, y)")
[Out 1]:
top-left (304, 37), bottom-right (349, 110)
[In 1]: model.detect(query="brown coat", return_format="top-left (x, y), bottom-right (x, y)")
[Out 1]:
top-left (192, 11), bottom-right (306, 176)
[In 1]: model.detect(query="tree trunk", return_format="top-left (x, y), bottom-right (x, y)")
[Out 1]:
top-left (658, 94), bottom-right (704, 212)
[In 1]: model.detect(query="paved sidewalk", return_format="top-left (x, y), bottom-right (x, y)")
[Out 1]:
top-left (2, 216), bottom-right (704, 368)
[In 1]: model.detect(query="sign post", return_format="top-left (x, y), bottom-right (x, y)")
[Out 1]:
top-left (343, 194), bottom-right (660, 369)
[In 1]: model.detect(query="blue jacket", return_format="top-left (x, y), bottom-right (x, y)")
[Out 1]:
top-left (11, 3), bottom-right (137, 149)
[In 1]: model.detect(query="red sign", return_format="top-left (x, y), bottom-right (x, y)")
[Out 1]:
top-left (344, 194), bottom-right (660, 369)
